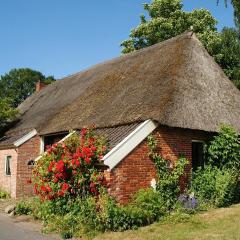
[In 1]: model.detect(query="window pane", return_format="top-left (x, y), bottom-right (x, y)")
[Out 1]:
top-left (5, 156), bottom-right (11, 175)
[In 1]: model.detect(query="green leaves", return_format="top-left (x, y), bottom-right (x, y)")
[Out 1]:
top-left (0, 68), bottom-right (55, 132)
top-left (206, 125), bottom-right (240, 170)
top-left (0, 68), bottom-right (55, 108)
top-left (0, 98), bottom-right (18, 130)
top-left (191, 166), bottom-right (239, 207)
top-left (121, 0), bottom-right (219, 54)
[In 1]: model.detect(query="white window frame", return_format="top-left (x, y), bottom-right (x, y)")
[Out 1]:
top-left (5, 155), bottom-right (12, 176)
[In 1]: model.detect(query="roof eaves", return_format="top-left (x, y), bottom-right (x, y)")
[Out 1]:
top-left (103, 119), bottom-right (158, 170)
top-left (14, 129), bottom-right (37, 147)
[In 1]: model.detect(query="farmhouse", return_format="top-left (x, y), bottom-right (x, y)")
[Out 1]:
top-left (0, 31), bottom-right (240, 203)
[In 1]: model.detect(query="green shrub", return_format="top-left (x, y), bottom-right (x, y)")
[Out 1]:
top-left (15, 199), bottom-right (34, 215)
top-left (191, 166), bottom-right (239, 207)
top-left (214, 169), bottom-right (239, 207)
top-left (206, 125), bottom-right (240, 170)
top-left (34, 190), bottom-right (166, 236)
top-left (0, 188), bottom-right (10, 199)
top-left (191, 166), bottom-right (217, 203)
top-left (96, 191), bottom-right (163, 232)
top-left (132, 188), bottom-right (166, 220)
top-left (35, 196), bottom-right (99, 238)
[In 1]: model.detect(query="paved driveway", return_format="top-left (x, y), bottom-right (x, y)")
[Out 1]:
top-left (0, 213), bottom-right (60, 240)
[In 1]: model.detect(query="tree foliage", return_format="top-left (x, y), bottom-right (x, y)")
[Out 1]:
top-left (0, 68), bottom-right (55, 132)
top-left (0, 68), bottom-right (55, 108)
top-left (121, 0), bottom-right (219, 55)
top-left (0, 98), bottom-right (18, 131)
top-left (205, 125), bottom-right (240, 170)
top-left (121, 0), bottom-right (240, 89)
top-left (219, 28), bottom-right (240, 88)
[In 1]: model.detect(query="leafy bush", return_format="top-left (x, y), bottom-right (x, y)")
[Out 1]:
top-left (40, 197), bottom-right (99, 238)
top-left (22, 189), bottom-right (167, 237)
top-left (0, 188), bottom-right (10, 199)
top-left (97, 189), bottom-right (166, 232)
top-left (191, 166), bottom-right (217, 203)
top-left (205, 125), bottom-right (240, 170)
top-left (214, 169), bottom-right (240, 207)
top-left (15, 199), bottom-right (33, 215)
top-left (132, 188), bottom-right (166, 220)
top-left (191, 166), bottom-right (239, 207)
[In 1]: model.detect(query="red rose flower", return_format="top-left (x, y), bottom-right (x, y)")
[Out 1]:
top-left (75, 159), bottom-right (80, 167)
top-left (81, 128), bottom-right (87, 137)
top-left (53, 177), bottom-right (58, 183)
top-left (40, 185), bottom-right (47, 192)
top-left (85, 157), bottom-right (91, 164)
top-left (46, 185), bottom-right (52, 192)
top-left (58, 191), bottom-right (65, 197)
top-left (62, 182), bottom-right (70, 191)
top-left (56, 160), bottom-right (65, 172)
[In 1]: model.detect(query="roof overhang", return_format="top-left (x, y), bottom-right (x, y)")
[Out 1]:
top-left (103, 119), bottom-right (158, 170)
top-left (13, 129), bottom-right (37, 147)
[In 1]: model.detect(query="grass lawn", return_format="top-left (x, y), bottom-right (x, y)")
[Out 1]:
top-left (94, 204), bottom-right (240, 240)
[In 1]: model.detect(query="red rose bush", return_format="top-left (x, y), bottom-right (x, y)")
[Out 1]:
top-left (32, 128), bottom-right (108, 201)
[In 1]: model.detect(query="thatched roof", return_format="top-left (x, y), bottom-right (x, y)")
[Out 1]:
top-left (6, 31), bottom-right (240, 136)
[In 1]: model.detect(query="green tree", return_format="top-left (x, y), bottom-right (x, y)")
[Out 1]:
top-left (121, 0), bottom-right (240, 89)
top-left (0, 98), bottom-right (18, 131)
top-left (219, 28), bottom-right (240, 88)
top-left (206, 125), bottom-right (240, 170)
top-left (0, 68), bottom-right (55, 108)
top-left (121, 0), bottom-right (220, 56)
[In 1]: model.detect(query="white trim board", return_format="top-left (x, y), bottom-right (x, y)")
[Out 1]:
top-left (103, 119), bottom-right (158, 170)
top-left (14, 129), bottom-right (37, 147)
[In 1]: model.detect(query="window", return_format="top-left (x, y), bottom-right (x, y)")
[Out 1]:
top-left (5, 156), bottom-right (11, 176)
top-left (192, 141), bottom-right (204, 171)
top-left (44, 133), bottom-right (68, 151)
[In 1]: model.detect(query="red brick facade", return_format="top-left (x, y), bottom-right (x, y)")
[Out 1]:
top-left (16, 135), bottom-right (41, 198)
top-left (0, 125), bottom-right (211, 201)
top-left (106, 126), bottom-right (210, 204)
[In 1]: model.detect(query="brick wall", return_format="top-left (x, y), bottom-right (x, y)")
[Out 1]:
top-left (0, 149), bottom-right (18, 198)
top-left (16, 135), bottom-right (41, 198)
top-left (106, 125), bottom-right (210, 204)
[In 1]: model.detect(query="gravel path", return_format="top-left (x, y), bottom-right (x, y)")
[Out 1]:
top-left (0, 213), bottom-right (60, 240)
top-left (0, 199), bottom-right (60, 240)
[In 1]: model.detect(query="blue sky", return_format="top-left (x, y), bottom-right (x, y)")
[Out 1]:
top-left (0, 0), bottom-right (234, 79)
